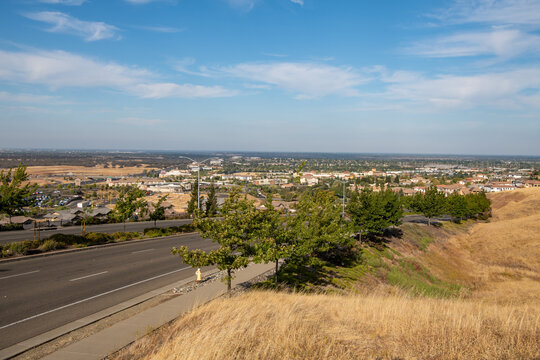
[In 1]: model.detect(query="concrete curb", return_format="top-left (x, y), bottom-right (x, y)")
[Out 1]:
top-left (0, 267), bottom-right (220, 360)
top-left (0, 232), bottom-right (198, 264)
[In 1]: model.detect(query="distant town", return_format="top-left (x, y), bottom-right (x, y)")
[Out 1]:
top-left (0, 150), bottom-right (539, 228)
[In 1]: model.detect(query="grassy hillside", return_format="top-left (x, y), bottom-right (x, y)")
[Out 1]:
top-left (112, 188), bottom-right (540, 360)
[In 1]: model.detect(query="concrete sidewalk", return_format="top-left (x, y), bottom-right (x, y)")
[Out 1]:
top-left (41, 262), bottom-right (273, 360)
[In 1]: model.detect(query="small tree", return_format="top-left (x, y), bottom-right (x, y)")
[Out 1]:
top-left (172, 188), bottom-right (258, 291)
top-left (149, 195), bottom-right (170, 227)
top-left (113, 186), bottom-right (148, 231)
top-left (347, 187), bottom-right (402, 240)
top-left (253, 194), bottom-right (295, 285)
top-left (446, 193), bottom-right (467, 222)
top-left (0, 164), bottom-right (36, 223)
top-left (291, 189), bottom-right (352, 265)
top-left (419, 186), bottom-right (446, 226)
top-left (187, 180), bottom-right (199, 217)
top-left (205, 183), bottom-right (218, 217)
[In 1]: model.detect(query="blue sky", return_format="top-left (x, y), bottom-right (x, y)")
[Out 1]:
top-left (0, 0), bottom-right (539, 155)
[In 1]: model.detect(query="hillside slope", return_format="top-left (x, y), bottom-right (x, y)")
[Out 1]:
top-left (113, 188), bottom-right (540, 360)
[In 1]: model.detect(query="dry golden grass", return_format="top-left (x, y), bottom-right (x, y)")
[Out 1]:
top-left (145, 193), bottom-right (190, 213)
top-left (12, 165), bottom-right (156, 177)
top-left (114, 291), bottom-right (539, 360)
top-left (438, 188), bottom-right (540, 305)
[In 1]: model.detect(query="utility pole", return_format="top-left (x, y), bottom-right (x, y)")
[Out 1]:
top-left (179, 156), bottom-right (219, 212)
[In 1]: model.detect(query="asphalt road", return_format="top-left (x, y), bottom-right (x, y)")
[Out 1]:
top-left (0, 233), bottom-right (216, 349)
top-left (0, 219), bottom-right (192, 245)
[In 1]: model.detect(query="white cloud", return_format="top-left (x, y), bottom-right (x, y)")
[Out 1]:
top-left (409, 29), bottom-right (540, 59)
top-left (381, 68), bottom-right (540, 109)
top-left (115, 117), bottom-right (164, 126)
top-left (291, 0), bottom-right (304, 5)
top-left (36, 0), bottom-right (87, 5)
top-left (221, 62), bottom-right (365, 98)
top-left (0, 91), bottom-right (60, 104)
top-left (435, 0), bottom-right (540, 27)
top-left (0, 49), bottom-right (235, 99)
top-left (124, 0), bottom-right (168, 4)
top-left (24, 12), bottom-right (119, 41)
top-left (223, 0), bottom-right (259, 12)
top-left (134, 83), bottom-right (236, 98)
top-left (138, 26), bottom-right (183, 33)
top-left (172, 57), bottom-right (212, 77)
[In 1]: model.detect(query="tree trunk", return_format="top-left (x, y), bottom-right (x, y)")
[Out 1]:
top-left (427, 217), bottom-right (431, 226)
top-left (154, 219), bottom-right (157, 227)
top-left (123, 221), bottom-right (126, 232)
top-left (9, 214), bottom-right (12, 224)
top-left (227, 268), bottom-right (232, 292)
top-left (274, 259), bottom-right (279, 285)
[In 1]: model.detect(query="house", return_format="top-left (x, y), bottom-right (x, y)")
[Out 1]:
top-left (523, 180), bottom-right (540, 188)
top-left (271, 200), bottom-right (297, 213)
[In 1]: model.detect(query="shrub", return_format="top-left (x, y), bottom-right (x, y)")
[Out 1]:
top-left (111, 232), bottom-right (139, 241)
top-left (48, 233), bottom-right (85, 245)
top-left (0, 223), bottom-right (24, 231)
top-left (40, 239), bottom-right (60, 252)
top-left (9, 241), bottom-right (33, 255)
top-left (84, 232), bottom-right (113, 245)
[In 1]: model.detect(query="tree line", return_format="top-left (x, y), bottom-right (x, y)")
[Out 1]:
top-left (174, 185), bottom-right (492, 291)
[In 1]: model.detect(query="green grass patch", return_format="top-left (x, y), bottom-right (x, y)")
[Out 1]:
top-left (386, 258), bottom-right (462, 298)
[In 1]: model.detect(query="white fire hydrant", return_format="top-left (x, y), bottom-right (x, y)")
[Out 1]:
top-left (196, 268), bottom-right (202, 282)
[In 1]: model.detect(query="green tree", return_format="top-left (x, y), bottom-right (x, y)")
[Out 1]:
top-left (172, 188), bottom-right (259, 291)
top-left (205, 183), bottom-right (218, 217)
top-left (347, 187), bottom-right (402, 240)
top-left (113, 186), bottom-right (148, 231)
top-left (417, 186), bottom-right (446, 226)
top-left (149, 194), bottom-right (170, 227)
top-left (253, 194), bottom-right (295, 285)
top-left (0, 164), bottom-right (36, 223)
top-left (291, 189), bottom-right (352, 265)
top-left (446, 193), bottom-right (467, 222)
top-left (187, 180), bottom-right (199, 217)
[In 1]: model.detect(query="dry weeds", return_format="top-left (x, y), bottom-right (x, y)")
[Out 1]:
top-left (114, 291), bottom-right (539, 360)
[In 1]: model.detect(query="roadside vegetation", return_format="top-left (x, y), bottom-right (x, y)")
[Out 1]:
top-left (113, 187), bottom-right (540, 360)
top-left (0, 224), bottom-right (194, 258)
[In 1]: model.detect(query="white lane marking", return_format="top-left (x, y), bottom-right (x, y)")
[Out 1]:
top-left (0, 270), bottom-right (40, 280)
top-left (131, 248), bottom-right (155, 254)
top-left (0, 266), bottom-right (191, 331)
top-left (69, 271), bottom-right (108, 282)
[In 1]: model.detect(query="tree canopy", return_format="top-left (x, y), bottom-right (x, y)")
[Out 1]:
top-left (0, 164), bottom-right (36, 223)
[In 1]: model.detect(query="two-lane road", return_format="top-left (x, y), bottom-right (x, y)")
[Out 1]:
top-left (0, 233), bottom-right (216, 349)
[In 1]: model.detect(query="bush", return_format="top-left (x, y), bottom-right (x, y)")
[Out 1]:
top-left (40, 239), bottom-right (60, 252)
top-left (9, 241), bottom-right (33, 255)
top-left (48, 233), bottom-right (85, 245)
top-left (84, 232), bottom-right (113, 245)
top-left (111, 232), bottom-right (139, 241)
top-left (0, 223), bottom-right (24, 231)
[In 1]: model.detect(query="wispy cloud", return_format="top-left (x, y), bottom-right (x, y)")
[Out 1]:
top-left (124, 0), bottom-right (169, 4)
top-left (0, 49), bottom-right (235, 99)
top-left (24, 12), bottom-right (119, 41)
top-left (220, 62), bottom-right (366, 98)
top-left (377, 67), bottom-right (540, 109)
top-left (115, 117), bottom-right (164, 126)
top-left (133, 83), bottom-right (235, 98)
top-left (432, 0), bottom-right (540, 28)
top-left (291, 0), bottom-right (304, 5)
top-left (172, 57), bottom-right (211, 77)
top-left (408, 29), bottom-right (540, 59)
top-left (137, 25), bottom-right (183, 33)
top-left (0, 91), bottom-right (62, 104)
top-left (36, 0), bottom-right (87, 5)
top-left (223, 0), bottom-right (259, 12)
